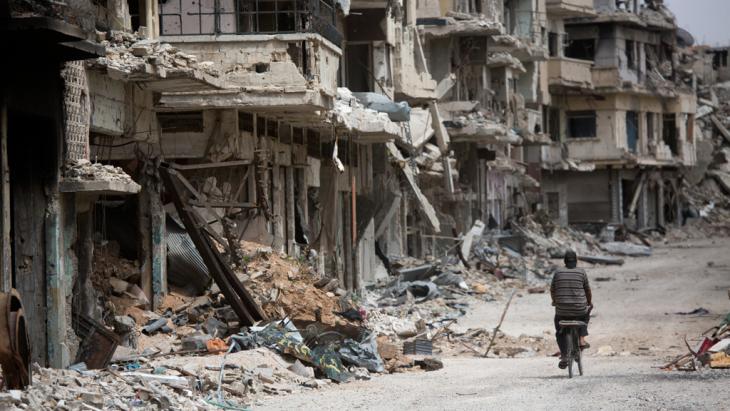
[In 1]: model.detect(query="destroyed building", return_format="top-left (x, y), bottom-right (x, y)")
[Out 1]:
top-left (0, 0), bottom-right (702, 375)
top-left (538, 0), bottom-right (697, 229)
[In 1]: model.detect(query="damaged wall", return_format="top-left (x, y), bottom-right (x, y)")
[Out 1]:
top-left (163, 35), bottom-right (341, 97)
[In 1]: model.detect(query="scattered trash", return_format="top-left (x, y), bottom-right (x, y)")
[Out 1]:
top-left (675, 308), bottom-right (711, 316)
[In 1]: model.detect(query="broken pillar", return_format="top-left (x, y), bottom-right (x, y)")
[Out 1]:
top-left (138, 159), bottom-right (167, 309)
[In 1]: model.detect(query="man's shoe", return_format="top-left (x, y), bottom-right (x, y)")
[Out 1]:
top-left (558, 359), bottom-right (568, 369)
top-left (580, 342), bottom-right (591, 350)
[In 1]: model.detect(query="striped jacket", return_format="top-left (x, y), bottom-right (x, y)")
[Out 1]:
top-left (550, 268), bottom-right (591, 317)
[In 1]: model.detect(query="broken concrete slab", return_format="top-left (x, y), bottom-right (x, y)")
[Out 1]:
top-left (578, 255), bottom-right (625, 266)
top-left (460, 220), bottom-right (486, 260)
top-left (599, 242), bottom-right (652, 257)
top-left (385, 142), bottom-right (441, 232)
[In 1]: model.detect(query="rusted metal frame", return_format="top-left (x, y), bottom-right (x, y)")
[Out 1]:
top-left (160, 166), bottom-right (266, 326)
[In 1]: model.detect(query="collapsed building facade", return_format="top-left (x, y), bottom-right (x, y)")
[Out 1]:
top-left (0, 0), bottom-right (699, 371)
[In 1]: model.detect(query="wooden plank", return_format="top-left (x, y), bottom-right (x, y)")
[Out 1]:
top-left (711, 115), bottom-right (730, 144)
top-left (171, 160), bottom-right (253, 170)
top-left (385, 142), bottom-right (441, 232)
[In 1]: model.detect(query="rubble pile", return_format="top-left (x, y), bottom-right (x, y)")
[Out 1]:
top-left (239, 243), bottom-right (349, 326)
top-left (669, 80), bottom-right (730, 239)
top-left (663, 311), bottom-right (730, 372)
top-left (64, 159), bottom-right (139, 185)
top-left (90, 32), bottom-right (221, 78)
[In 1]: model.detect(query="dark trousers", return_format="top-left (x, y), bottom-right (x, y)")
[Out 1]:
top-left (555, 314), bottom-right (590, 358)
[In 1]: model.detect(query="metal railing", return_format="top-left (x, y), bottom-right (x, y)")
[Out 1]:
top-left (159, 0), bottom-right (342, 45)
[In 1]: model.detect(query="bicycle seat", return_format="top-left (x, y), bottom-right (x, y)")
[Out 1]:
top-left (559, 321), bottom-right (586, 328)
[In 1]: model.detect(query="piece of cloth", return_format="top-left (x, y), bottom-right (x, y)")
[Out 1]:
top-left (550, 268), bottom-right (591, 317)
top-left (555, 314), bottom-right (590, 358)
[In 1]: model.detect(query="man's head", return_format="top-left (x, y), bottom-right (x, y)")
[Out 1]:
top-left (564, 250), bottom-right (577, 269)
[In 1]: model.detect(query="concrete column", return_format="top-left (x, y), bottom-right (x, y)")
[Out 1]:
top-left (285, 167), bottom-right (296, 255)
top-left (139, 166), bottom-right (166, 309)
top-left (610, 168), bottom-right (623, 224)
top-left (637, 182), bottom-right (648, 229)
top-left (150, 187), bottom-right (167, 308)
top-left (657, 177), bottom-right (665, 227)
top-left (46, 192), bottom-right (74, 369)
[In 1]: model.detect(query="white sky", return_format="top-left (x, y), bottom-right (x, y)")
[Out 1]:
top-left (664, 0), bottom-right (730, 46)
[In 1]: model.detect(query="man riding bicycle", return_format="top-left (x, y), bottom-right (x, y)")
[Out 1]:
top-left (551, 250), bottom-right (593, 369)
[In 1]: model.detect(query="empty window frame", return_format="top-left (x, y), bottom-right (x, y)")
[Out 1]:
top-left (293, 127), bottom-right (304, 145)
top-left (238, 111), bottom-right (255, 132)
top-left (713, 50), bottom-right (729, 69)
top-left (626, 40), bottom-right (636, 70)
top-left (662, 113), bottom-right (678, 155)
top-left (158, 111), bottom-right (204, 133)
top-left (646, 111), bottom-right (655, 142)
top-left (306, 130), bottom-right (321, 157)
top-left (566, 111), bottom-right (596, 139)
top-left (565, 38), bottom-right (595, 61)
top-left (549, 107), bottom-right (561, 142)
top-left (626, 111), bottom-right (638, 153)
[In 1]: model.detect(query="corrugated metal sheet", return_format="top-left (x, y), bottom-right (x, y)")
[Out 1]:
top-left (166, 217), bottom-right (210, 294)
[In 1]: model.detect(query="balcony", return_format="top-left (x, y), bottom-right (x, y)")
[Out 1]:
top-left (545, 0), bottom-right (597, 18)
top-left (548, 57), bottom-right (593, 91)
top-left (591, 67), bottom-right (624, 90)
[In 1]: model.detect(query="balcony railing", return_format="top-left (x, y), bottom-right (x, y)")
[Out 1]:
top-left (548, 57), bottom-right (593, 89)
top-left (545, 0), bottom-right (596, 17)
top-left (159, 0), bottom-right (342, 46)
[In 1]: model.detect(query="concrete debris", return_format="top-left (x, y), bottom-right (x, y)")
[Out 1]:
top-left (333, 88), bottom-right (403, 137)
top-left (89, 32), bottom-right (221, 80)
top-left (65, 159), bottom-right (139, 186)
top-left (663, 311), bottom-right (730, 372)
top-left (599, 242), bottom-right (653, 257)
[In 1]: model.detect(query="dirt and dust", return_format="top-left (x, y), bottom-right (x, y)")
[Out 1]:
top-left (254, 237), bottom-right (730, 410)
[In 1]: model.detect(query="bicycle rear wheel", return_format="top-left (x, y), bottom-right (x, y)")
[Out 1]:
top-left (577, 344), bottom-right (584, 376)
top-left (566, 333), bottom-right (574, 378)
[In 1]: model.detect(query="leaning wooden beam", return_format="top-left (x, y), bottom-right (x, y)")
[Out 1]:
top-left (159, 165), bottom-right (266, 326)
top-left (171, 160), bottom-right (253, 170)
top-left (385, 142), bottom-right (441, 233)
top-left (374, 192), bottom-right (402, 240)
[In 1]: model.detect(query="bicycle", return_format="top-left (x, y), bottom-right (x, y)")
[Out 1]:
top-left (559, 320), bottom-right (586, 378)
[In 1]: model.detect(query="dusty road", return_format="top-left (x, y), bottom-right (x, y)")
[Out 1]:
top-left (257, 238), bottom-right (730, 410)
